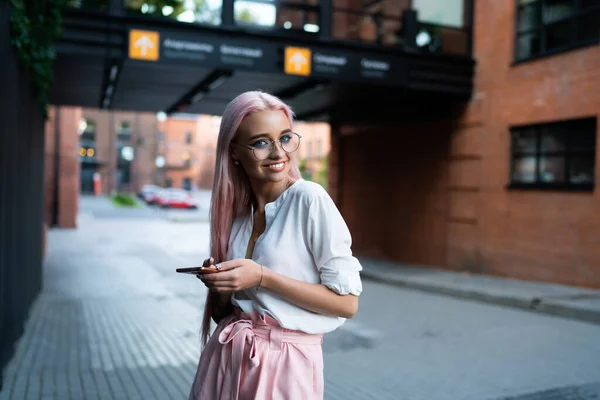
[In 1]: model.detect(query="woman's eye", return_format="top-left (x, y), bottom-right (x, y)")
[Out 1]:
top-left (251, 140), bottom-right (269, 148)
top-left (280, 134), bottom-right (292, 143)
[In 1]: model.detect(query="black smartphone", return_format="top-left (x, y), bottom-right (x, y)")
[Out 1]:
top-left (176, 266), bottom-right (218, 275)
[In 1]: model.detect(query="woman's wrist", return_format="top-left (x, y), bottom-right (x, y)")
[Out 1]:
top-left (259, 266), bottom-right (272, 290)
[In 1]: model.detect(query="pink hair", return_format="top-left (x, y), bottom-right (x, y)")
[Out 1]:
top-left (201, 91), bottom-right (301, 345)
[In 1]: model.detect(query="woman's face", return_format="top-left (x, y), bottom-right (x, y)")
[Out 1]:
top-left (233, 109), bottom-right (296, 184)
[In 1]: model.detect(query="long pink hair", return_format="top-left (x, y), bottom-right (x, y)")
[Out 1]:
top-left (201, 91), bottom-right (301, 345)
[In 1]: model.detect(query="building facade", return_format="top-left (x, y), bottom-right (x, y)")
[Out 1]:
top-left (79, 109), bottom-right (160, 195)
top-left (331, 0), bottom-right (600, 287)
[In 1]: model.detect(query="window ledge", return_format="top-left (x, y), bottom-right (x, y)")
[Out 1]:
top-left (512, 39), bottom-right (599, 66)
top-left (506, 183), bottom-right (594, 192)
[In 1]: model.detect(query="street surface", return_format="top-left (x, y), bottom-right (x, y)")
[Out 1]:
top-left (1, 195), bottom-right (599, 400)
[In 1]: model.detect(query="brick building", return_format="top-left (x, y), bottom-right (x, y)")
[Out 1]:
top-left (158, 114), bottom-right (220, 191)
top-left (78, 109), bottom-right (160, 195)
top-left (331, 0), bottom-right (600, 287)
top-left (44, 108), bottom-right (159, 227)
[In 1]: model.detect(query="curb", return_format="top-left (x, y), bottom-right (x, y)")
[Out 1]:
top-left (361, 269), bottom-right (600, 325)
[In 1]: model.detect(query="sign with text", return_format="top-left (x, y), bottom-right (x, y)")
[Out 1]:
top-left (129, 30), bottom-right (160, 61)
top-left (127, 28), bottom-right (407, 87)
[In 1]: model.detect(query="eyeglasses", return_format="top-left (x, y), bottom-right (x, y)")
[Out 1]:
top-left (233, 132), bottom-right (302, 160)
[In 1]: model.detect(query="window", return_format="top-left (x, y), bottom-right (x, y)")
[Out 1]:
top-left (510, 118), bottom-right (596, 191)
top-left (515, 0), bottom-right (600, 61)
top-left (79, 118), bottom-right (96, 144)
top-left (413, 0), bottom-right (464, 28)
top-left (118, 121), bottom-right (132, 143)
top-left (185, 132), bottom-right (193, 144)
top-left (183, 177), bottom-right (192, 191)
top-left (183, 151), bottom-right (191, 168)
top-left (119, 121), bottom-right (132, 133)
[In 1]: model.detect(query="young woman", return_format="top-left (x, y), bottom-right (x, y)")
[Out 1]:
top-left (188, 91), bottom-right (363, 400)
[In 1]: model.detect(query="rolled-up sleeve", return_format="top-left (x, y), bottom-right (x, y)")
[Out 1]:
top-left (307, 189), bottom-right (363, 296)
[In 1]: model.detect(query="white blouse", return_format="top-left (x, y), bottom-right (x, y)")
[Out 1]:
top-left (229, 179), bottom-right (363, 334)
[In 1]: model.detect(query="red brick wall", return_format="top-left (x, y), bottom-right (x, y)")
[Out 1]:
top-left (44, 106), bottom-right (80, 228)
top-left (451, 0), bottom-right (600, 287)
top-left (336, 120), bottom-right (450, 266)
top-left (335, 0), bottom-right (600, 287)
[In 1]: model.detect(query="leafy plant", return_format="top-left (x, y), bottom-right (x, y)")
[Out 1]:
top-left (9, 0), bottom-right (64, 119)
top-left (298, 158), bottom-right (312, 181)
top-left (111, 192), bottom-right (139, 207)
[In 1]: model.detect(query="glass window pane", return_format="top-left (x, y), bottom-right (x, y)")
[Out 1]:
top-left (578, 11), bottom-right (600, 42)
top-left (541, 127), bottom-right (566, 152)
top-left (235, 1), bottom-right (276, 26)
top-left (512, 156), bottom-right (538, 183)
top-left (413, 0), bottom-right (464, 28)
top-left (570, 133), bottom-right (596, 152)
top-left (124, 0), bottom-right (222, 25)
top-left (546, 19), bottom-right (575, 50)
top-left (517, 33), bottom-right (541, 59)
top-left (543, 0), bottom-right (576, 24)
top-left (513, 128), bottom-right (538, 153)
top-left (518, 3), bottom-right (541, 32)
top-left (539, 156), bottom-right (566, 182)
top-left (569, 119), bottom-right (597, 151)
top-left (570, 156), bottom-right (595, 184)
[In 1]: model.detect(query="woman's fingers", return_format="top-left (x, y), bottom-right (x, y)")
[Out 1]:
top-left (201, 270), bottom-right (235, 282)
top-left (211, 259), bottom-right (243, 272)
top-left (202, 257), bottom-right (215, 267)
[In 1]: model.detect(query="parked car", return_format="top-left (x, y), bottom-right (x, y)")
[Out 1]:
top-left (138, 184), bottom-right (162, 204)
top-left (156, 189), bottom-right (198, 209)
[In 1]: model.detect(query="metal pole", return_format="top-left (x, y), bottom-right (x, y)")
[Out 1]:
top-left (402, 9), bottom-right (418, 51)
top-left (319, 0), bottom-right (332, 39)
top-left (221, 0), bottom-right (234, 27)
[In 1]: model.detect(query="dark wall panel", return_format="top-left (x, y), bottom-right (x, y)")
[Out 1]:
top-left (0, 0), bottom-right (45, 389)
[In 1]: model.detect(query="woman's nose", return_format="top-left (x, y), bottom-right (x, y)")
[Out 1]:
top-left (270, 141), bottom-right (285, 157)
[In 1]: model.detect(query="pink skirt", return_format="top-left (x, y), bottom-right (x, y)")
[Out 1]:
top-left (188, 309), bottom-right (324, 400)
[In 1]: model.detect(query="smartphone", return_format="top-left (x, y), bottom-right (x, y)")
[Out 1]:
top-left (176, 266), bottom-right (218, 275)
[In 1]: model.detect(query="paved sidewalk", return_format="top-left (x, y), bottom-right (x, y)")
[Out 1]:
top-left (359, 258), bottom-right (600, 325)
top-left (2, 198), bottom-right (600, 400)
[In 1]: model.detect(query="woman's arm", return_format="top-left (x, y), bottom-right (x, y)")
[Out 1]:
top-left (199, 260), bottom-right (359, 319)
top-left (262, 267), bottom-right (358, 318)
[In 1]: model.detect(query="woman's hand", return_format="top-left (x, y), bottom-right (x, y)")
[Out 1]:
top-left (199, 258), bottom-right (262, 293)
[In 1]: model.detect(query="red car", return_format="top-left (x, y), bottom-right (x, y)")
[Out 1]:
top-left (156, 189), bottom-right (198, 209)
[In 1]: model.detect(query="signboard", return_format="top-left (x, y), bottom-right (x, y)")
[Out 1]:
top-left (129, 30), bottom-right (160, 61)
top-left (127, 28), bottom-right (406, 87)
top-left (285, 47), bottom-right (311, 76)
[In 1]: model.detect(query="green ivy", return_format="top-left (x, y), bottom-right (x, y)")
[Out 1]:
top-left (9, 0), bottom-right (64, 119)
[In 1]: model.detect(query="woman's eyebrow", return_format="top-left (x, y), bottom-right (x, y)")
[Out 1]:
top-left (248, 129), bottom-right (292, 141)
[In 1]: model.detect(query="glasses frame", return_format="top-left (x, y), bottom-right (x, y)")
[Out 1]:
top-left (232, 132), bottom-right (302, 160)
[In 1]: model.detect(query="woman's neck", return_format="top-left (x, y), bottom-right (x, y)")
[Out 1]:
top-left (250, 178), bottom-right (292, 212)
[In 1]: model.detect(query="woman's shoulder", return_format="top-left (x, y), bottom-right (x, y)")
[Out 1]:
top-left (288, 179), bottom-right (332, 209)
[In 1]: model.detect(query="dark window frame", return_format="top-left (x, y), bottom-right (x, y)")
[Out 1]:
top-left (508, 117), bottom-right (597, 191)
top-left (185, 132), bottom-right (193, 144)
top-left (513, 0), bottom-right (600, 63)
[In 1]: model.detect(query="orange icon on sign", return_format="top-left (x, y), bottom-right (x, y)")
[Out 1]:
top-left (285, 47), bottom-right (311, 76)
top-left (129, 30), bottom-right (160, 61)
